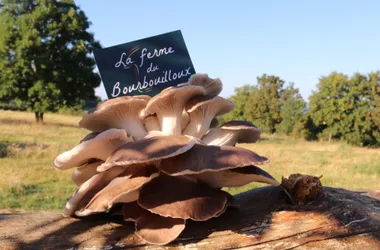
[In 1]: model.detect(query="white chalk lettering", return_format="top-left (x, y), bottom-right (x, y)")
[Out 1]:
top-left (147, 62), bottom-right (159, 73)
top-left (139, 47), bottom-right (175, 67)
top-left (115, 53), bottom-right (134, 68)
top-left (111, 67), bottom-right (192, 97)
top-left (111, 82), bottom-right (121, 97)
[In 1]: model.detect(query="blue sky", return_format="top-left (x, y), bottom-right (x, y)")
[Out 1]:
top-left (76, 0), bottom-right (380, 101)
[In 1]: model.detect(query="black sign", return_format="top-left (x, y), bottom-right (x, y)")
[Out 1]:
top-left (94, 30), bottom-right (196, 98)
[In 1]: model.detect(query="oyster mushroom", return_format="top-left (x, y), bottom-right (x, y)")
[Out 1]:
top-left (182, 96), bottom-right (235, 138)
top-left (97, 135), bottom-right (196, 172)
top-left (63, 166), bottom-right (127, 217)
top-left (143, 85), bottom-right (206, 135)
top-left (180, 73), bottom-right (223, 97)
top-left (194, 165), bottom-right (280, 188)
top-left (123, 201), bottom-right (151, 222)
top-left (79, 131), bottom-right (101, 143)
top-left (138, 173), bottom-right (229, 221)
top-left (72, 160), bottom-right (104, 186)
top-left (53, 129), bottom-right (132, 170)
top-left (159, 143), bottom-right (269, 176)
top-left (135, 211), bottom-right (185, 246)
top-left (202, 120), bottom-right (262, 146)
top-left (76, 165), bottom-right (158, 216)
top-left (210, 117), bottom-right (219, 128)
top-left (79, 97), bottom-right (148, 140)
top-left (143, 115), bottom-right (161, 132)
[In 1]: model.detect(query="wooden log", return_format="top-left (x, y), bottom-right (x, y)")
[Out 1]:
top-left (0, 186), bottom-right (379, 250)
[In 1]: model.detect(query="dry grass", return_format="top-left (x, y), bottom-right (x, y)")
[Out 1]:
top-left (0, 110), bottom-right (379, 210)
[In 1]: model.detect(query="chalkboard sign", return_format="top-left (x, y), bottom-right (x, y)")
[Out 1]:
top-left (94, 30), bottom-right (196, 99)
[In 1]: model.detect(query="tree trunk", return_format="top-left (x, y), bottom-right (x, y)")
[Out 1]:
top-left (0, 186), bottom-right (379, 250)
top-left (34, 112), bottom-right (40, 123)
top-left (34, 112), bottom-right (44, 123)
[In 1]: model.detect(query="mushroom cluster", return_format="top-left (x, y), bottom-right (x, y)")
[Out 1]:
top-left (53, 73), bottom-right (282, 245)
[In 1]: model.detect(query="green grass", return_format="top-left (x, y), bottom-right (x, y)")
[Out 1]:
top-left (1, 110), bottom-right (379, 210)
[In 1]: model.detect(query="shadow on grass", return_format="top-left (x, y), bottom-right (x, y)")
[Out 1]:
top-left (1, 187), bottom-right (379, 249)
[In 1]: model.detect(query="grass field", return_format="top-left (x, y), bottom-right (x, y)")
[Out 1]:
top-left (0, 110), bottom-right (379, 211)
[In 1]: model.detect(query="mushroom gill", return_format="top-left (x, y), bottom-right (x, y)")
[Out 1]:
top-left (182, 95), bottom-right (235, 138)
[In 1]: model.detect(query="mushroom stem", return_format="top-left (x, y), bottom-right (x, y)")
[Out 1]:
top-left (201, 128), bottom-right (239, 146)
top-left (182, 115), bottom-right (213, 138)
top-left (122, 118), bottom-right (147, 140)
top-left (160, 113), bottom-right (182, 135)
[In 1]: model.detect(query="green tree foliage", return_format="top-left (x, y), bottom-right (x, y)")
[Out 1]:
top-left (309, 71), bottom-right (380, 147)
top-left (220, 84), bottom-right (254, 124)
top-left (0, 0), bottom-right (101, 122)
top-left (276, 82), bottom-right (306, 135)
top-left (244, 74), bottom-right (284, 133)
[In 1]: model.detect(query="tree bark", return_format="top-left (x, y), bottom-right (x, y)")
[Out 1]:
top-left (0, 186), bottom-right (379, 250)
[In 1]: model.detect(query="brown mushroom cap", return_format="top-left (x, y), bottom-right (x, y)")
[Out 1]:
top-left (138, 173), bottom-right (228, 221)
top-left (194, 165), bottom-right (280, 188)
top-left (97, 135), bottom-right (196, 172)
top-left (63, 166), bottom-right (126, 217)
top-left (159, 143), bottom-right (269, 176)
top-left (123, 201), bottom-right (151, 222)
top-left (202, 120), bottom-right (261, 146)
top-left (143, 85), bottom-right (206, 135)
top-left (135, 211), bottom-right (185, 246)
top-left (79, 98), bottom-right (148, 140)
top-left (187, 73), bottom-right (223, 97)
top-left (79, 132), bottom-right (101, 143)
top-left (53, 129), bottom-right (132, 170)
top-left (182, 96), bottom-right (235, 138)
top-left (72, 160), bottom-right (104, 186)
top-left (75, 165), bottom-right (158, 217)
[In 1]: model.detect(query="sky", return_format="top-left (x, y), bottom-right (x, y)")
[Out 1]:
top-left (75, 0), bottom-right (380, 101)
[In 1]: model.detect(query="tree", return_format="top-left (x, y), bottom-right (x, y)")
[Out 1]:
top-left (276, 82), bottom-right (306, 135)
top-left (244, 74), bottom-right (285, 133)
top-left (220, 84), bottom-right (254, 124)
top-left (0, 0), bottom-right (101, 122)
top-left (308, 71), bottom-right (380, 147)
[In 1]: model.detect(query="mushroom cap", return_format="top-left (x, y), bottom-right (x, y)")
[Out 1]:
top-left (72, 160), bottom-right (104, 186)
top-left (186, 95), bottom-right (235, 116)
top-left (182, 96), bottom-right (235, 138)
top-left (79, 132), bottom-right (101, 143)
top-left (123, 202), bottom-right (151, 222)
top-left (97, 135), bottom-right (196, 172)
top-left (79, 97), bottom-right (148, 133)
top-left (158, 143), bottom-right (269, 176)
top-left (144, 85), bottom-right (206, 117)
top-left (75, 165), bottom-right (159, 217)
top-left (143, 85), bottom-right (206, 135)
top-left (63, 166), bottom-right (126, 217)
top-left (187, 73), bottom-right (223, 97)
top-left (138, 173), bottom-right (228, 221)
top-left (220, 120), bottom-right (261, 143)
top-left (135, 211), bottom-right (185, 245)
top-left (53, 129), bottom-right (132, 170)
top-left (194, 165), bottom-right (280, 188)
